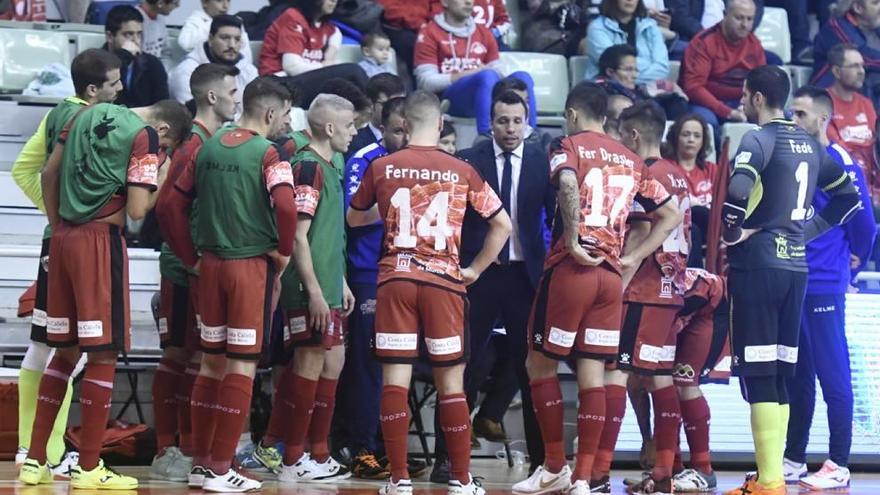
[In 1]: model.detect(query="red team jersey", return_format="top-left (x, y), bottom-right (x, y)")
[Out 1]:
top-left (545, 131), bottom-right (671, 272)
top-left (827, 89), bottom-right (878, 202)
top-left (413, 21), bottom-right (500, 74)
top-left (428, 0), bottom-right (511, 31)
top-left (625, 158), bottom-right (691, 307)
top-left (349, 145), bottom-right (503, 293)
top-left (259, 7), bottom-right (338, 75)
top-left (680, 161), bottom-right (716, 207)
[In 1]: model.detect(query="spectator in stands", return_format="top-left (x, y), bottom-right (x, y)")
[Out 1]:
top-left (413, 0), bottom-right (537, 134)
top-left (640, 0), bottom-right (679, 45)
top-left (584, 0), bottom-right (670, 83)
top-left (595, 44), bottom-right (688, 120)
top-left (604, 93), bottom-right (634, 139)
top-left (259, 0), bottom-right (369, 108)
top-left (378, 0), bottom-right (431, 82)
top-left (136, 0), bottom-right (180, 58)
top-left (169, 15), bottom-right (258, 106)
top-left (822, 43), bottom-right (880, 205)
top-left (358, 32), bottom-right (396, 78)
top-left (320, 77), bottom-right (374, 127)
top-left (439, 120), bottom-right (457, 153)
top-left (663, 113), bottom-right (717, 266)
top-left (680, 0), bottom-right (765, 145)
top-left (429, 0), bottom-right (515, 47)
top-left (346, 73), bottom-right (406, 160)
top-left (473, 78), bottom-right (554, 151)
top-left (813, 0), bottom-right (880, 108)
top-left (104, 5), bottom-right (169, 108)
top-left (178, 0), bottom-right (253, 63)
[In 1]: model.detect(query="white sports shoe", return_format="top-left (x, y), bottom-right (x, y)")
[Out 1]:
top-left (449, 474), bottom-right (485, 495)
top-left (800, 459), bottom-right (851, 490)
top-left (672, 468), bottom-right (717, 492)
top-left (512, 465), bottom-right (573, 494)
top-left (309, 455), bottom-right (352, 482)
top-left (49, 451), bottom-right (79, 480)
top-left (280, 453), bottom-right (350, 483)
top-left (202, 467), bottom-right (262, 492)
top-left (379, 478), bottom-right (413, 494)
top-left (783, 457), bottom-right (808, 483)
top-left (568, 480), bottom-right (590, 494)
top-left (189, 465), bottom-right (209, 488)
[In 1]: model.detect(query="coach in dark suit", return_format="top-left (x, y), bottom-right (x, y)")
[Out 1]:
top-left (430, 90), bottom-right (556, 481)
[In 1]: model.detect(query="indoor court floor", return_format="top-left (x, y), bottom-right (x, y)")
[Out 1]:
top-left (1, 461), bottom-right (878, 494)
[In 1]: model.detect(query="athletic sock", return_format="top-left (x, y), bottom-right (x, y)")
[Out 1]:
top-left (439, 393), bottom-right (472, 484)
top-left (592, 384), bottom-right (626, 480)
top-left (176, 361), bottom-right (199, 456)
top-left (190, 374), bottom-right (221, 467)
top-left (681, 396), bottom-right (712, 473)
top-left (281, 374), bottom-right (318, 466)
top-left (777, 403), bottom-right (790, 474)
top-left (78, 362), bottom-right (117, 470)
top-left (308, 378), bottom-right (338, 463)
top-left (262, 367), bottom-right (294, 446)
top-left (17, 368), bottom-right (41, 452)
top-left (651, 386), bottom-right (681, 481)
top-left (152, 358), bottom-right (185, 453)
top-left (379, 385), bottom-right (410, 482)
top-left (573, 387), bottom-right (605, 481)
top-left (206, 373), bottom-right (253, 474)
top-left (751, 402), bottom-right (783, 486)
top-left (28, 356), bottom-right (76, 464)
top-left (47, 379), bottom-right (74, 466)
top-left (530, 377), bottom-right (566, 473)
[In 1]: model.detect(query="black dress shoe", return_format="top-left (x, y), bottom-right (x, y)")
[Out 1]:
top-left (429, 456), bottom-right (450, 484)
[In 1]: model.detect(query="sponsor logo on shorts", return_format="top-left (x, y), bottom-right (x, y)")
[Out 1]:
top-left (744, 344), bottom-right (778, 363)
top-left (533, 333), bottom-right (543, 345)
top-left (201, 324), bottom-right (227, 343)
top-left (777, 345), bottom-right (798, 363)
top-left (660, 345), bottom-right (676, 362)
top-left (714, 356), bottom-right (732, 372)
top-left (158, 317), bottom-right (168, 335)
top-left (47, 317), bottom-right (69, 334)
top-left (228, 328), bottom-right (257, 346)
top-left (77, 320), bottom-right (103, 339)
top-left (395, 253), bottom-right (412, 272)
top-left (32, 309), bottom-right (47, 327)
top-left (584, 328), bottom-right (619, 347)
top-left (619, 352), bottom-right (631, 364)
top-left (639, 344), bottom-right (662, 363)
top-left (289, 316), bottom-right (307, 335)
top-left (425, 336), bottom-right (462, 356)
top-left (375, 332), bottom-right (418, 351)
top-left (360, 298), bottom-right (377, 315)
top-left (40, 255), bottom-right (49, 272)
top-left (660, 277), bottom-right (673, 298)
top-left (673, 363), bottom-right (696, 380)
top-left (547, 327), bottom-right (576, 348)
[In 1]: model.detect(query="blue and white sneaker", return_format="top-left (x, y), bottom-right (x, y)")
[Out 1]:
top-left (235, 443), bottom-right (271, 474)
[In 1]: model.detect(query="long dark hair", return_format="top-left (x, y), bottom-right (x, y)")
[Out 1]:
top-left (662, 113), bottom-right (711, 169)
top-left (294, 0), bottom-right (330, 23)
top-left (599, 0), bottom-right (647, 20)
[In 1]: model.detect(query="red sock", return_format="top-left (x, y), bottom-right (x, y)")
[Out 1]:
top-left (78, 362), bottom-right (117, 470)
top-left (681, 395), bottom-right (712, 473)
top-left (573, 387), bottom-right (605, 481)
top-left (673, 436), bottom-right (685, 473)
top-left (207, 373), bottom-right (253, 474)
top-left (530, 377), bottom-right (565, 473)
top-left (439, 393), bottom-right (472, 484)
top-left (282, 374), bottom-right (318, 466)
top-left (650, 386), bottom-right (681, 480)
top-left (28, 356), bottom-right (76, 464)
top-left (308, 378), bottom-right (338, 463)
top-left (379, 385), bottom-right (410, 482)
top-left (262, 367), bottom-right (294, 446)
top-left (152, 358), bottom-right (184, 452)
top-left (190, 374), bottom-right (221, 466)
top-left (592, 384), bottom-right (626, 480)
top-left (176, 361), bottom-right (199, 456)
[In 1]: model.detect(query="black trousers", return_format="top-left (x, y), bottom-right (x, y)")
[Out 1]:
top-left (434, 262), bottom-right (544, 467)
top-left (278, 63), bottom-right (368, 108)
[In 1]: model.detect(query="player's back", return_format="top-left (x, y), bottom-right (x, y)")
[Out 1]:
top-left (366, 145), bottom-right (502, 291)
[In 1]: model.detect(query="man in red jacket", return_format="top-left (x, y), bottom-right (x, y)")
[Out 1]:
top-left (680, 0), bottom-right (765, 144)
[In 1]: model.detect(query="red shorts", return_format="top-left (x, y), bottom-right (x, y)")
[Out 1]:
top-left (617, 303), bottom-right (679, 374)
top-left (198, 252), bottom-right (275, 360)
top-left (284, 308), bottom-right (345, 349)
top-left (674, 300), bottom-right (732, 385)
top-left (158, 276), bottom-right (200, 352)
top-left (374, 279), bottom-right (468, 367)
top-left (46, 222), bottom-right (130, 352)
top-left (529, 259), bottom-right (623, 360)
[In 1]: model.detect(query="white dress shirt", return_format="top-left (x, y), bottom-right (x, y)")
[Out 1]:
top-left (493, 140), bottom-right (525, 261)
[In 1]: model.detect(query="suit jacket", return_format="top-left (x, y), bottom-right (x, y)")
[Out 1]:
top-left (459, 139), bottom-right (556, 288)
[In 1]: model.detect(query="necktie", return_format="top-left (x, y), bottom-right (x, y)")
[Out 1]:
top-left (499, 151), bottom-right (512, 264)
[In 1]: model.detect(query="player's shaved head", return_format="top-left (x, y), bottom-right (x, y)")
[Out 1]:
top-left (404, 90), bottom-right (442, 131)
top-left (242, 76), bottom-right (291, 119)
top-left (307, 93), bottom-right (356, 132)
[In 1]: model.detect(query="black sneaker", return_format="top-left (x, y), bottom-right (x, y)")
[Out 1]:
top-left (429, 456), bottom-right (450, 484)
top-left (407, 456), bottom-right (427, 478)
top-left (590, 475), bottom-right (612, 494)
top-left (352, 449), bottom-right (389, 480)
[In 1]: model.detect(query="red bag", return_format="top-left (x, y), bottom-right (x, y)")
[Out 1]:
top-left (65, 420), bottom-right (156, 464)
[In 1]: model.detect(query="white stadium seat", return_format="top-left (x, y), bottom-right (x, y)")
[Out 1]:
top-left (0, 29), bottom-right (71, 93)
top-left (500, 52), bottom-right (569, 114)
top-left (755, 7), bottom-right (792, 64)
top-left (569, 55), bottom-right (588, 88)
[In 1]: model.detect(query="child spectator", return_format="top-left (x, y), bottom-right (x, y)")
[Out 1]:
top-left (136, 0), bottom-right (180, 58)
top-left (358, 32), bottom-right (396, 77)
top-left (439, 119), bottom-right (457, 153)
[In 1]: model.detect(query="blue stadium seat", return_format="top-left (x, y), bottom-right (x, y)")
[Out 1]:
top-left (0, 29), bottom-right (71, 93)
top-left (85, 0), bottom-right (138, 25)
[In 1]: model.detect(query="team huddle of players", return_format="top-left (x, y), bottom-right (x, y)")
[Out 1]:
top-left (11, 44), bottom-right (863, 495)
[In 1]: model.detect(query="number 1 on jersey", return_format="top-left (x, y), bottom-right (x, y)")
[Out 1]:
top-left (791, 161), bottom-right (808, 221)
top-left (390, 187), bottom-right (452, 250)
top-left (582, 168), bottom-right (635, 227)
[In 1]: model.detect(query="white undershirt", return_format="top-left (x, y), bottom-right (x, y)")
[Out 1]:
top-left (493, 140), bottom-right (524, 261)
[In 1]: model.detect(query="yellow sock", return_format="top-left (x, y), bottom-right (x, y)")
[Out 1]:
top-left (751, 402), bottom-right (783, 486)
top-left (17, 368), bottom-right (43, 451)
top-left (778, 403), bottom-right (790, 464)
top-left (46, 380), bottom-right (74, 465)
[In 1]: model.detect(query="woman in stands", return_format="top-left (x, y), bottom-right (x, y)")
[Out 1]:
top-left (663, 113), bottom-right (717, 267)
top-left (595, 43), bottom-right (687, 120)
top-left (584, 0), bottom-right (669, 84)
top-left (258, 0), bottom-right (368, 107)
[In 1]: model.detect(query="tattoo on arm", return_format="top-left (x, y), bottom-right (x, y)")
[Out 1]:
top-left (558, 170), bottom-right (581, 247)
